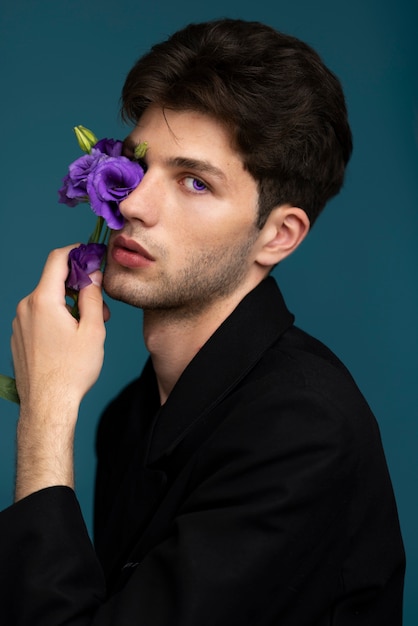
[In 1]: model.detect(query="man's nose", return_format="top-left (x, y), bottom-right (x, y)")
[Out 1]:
top-left (119, 172), bottom-right (159, 227)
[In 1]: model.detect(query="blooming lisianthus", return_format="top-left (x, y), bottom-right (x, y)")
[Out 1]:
top-left (59, 130), bottom-right (145, 232)
top-left (0, 125), bottom-right (147, 403)
top-left (59, 125), bottom-right (146, 292)
top-left (86, 155), bottom-right (144, 229)
top-left (66, 243), bottom-right (107, 291)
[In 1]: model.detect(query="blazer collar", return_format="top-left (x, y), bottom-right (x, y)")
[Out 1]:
top-left (145, 277), bottom-right (294, 465)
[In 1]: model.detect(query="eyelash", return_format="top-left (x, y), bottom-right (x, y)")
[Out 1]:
top-left (129, 159), bottom-right (210, 195)
top-left (181, 176), bottom-right (209, 194)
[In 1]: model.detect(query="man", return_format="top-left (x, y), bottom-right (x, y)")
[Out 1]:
top-left (0, 18), bottom-right (405, 625)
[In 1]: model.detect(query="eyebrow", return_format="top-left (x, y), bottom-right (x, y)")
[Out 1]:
top-left (122, 140), bottom-right (227, 183)
top-left (164, 157), bottom-right (226, 182)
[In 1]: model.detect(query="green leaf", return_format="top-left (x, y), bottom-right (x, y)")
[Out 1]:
top-left (0, 374), bottom-right (20, 404)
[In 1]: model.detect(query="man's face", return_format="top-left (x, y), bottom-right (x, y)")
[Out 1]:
top-left (103, 106), bottom-right (263, 316)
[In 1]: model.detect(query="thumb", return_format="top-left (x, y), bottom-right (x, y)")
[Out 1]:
top-left (88, 270), bottom-right (104, 288)
top-left (77, 271), bottom-right (106, 326)
top-left (88, 271), bottom-right (111, 322)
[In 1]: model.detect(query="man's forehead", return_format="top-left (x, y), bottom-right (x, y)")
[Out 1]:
top-left (121, 108), bottom-right (248, 182)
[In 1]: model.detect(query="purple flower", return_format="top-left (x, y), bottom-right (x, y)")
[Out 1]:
top-left (57, 138), bottom-right (122, 207)
top-left (58, 151), bottom-right (105, 206)
top-left (87, 156), bottom-right (144, 230)
top-left (93, 138), bottom-right (123, 157)
top-left (58, 173), bottom-right (80, 207)
top-left (66, 243), bottom-right (107, 291)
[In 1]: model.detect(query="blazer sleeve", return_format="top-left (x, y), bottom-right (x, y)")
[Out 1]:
top-left (0, 486), bottom-right (105, 625)
top-left (0, 380), bottom-right (404, 625)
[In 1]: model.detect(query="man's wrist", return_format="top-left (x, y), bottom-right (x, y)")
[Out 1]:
top-left (14, 408), bottom-right (77, 502)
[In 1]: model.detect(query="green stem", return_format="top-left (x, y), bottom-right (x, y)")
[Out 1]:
top-left (88, 216), bottom-right (105, 244)
top-left (101, 225), bottom-right (110, 244)
top-left (69, 292), bottom-right (80, 321)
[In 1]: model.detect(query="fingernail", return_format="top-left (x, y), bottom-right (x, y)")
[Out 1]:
top-left (89, 270), bottom-right (103, 287)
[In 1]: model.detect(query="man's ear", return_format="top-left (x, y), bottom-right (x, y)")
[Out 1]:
top-left (255, 205), bottom-right (310, 268)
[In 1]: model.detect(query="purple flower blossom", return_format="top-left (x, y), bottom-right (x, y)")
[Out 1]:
top-left (94, 138), bottom-right (123, 157)
top-left (58, 174), bottom-right (80, 207)
top-left (66, 243), bottom-right (107, 291)
top-left (58, 134), bottom-right (143, 230)
top-left (58, 151), bottom-right (106, 206)
top-left (57, 137), bottom-right (122, 207)
top-left (87, 156), bottom-right (144, 230)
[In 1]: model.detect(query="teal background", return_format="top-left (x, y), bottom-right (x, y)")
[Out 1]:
top-left (0, 0), bottom-right (417, 620)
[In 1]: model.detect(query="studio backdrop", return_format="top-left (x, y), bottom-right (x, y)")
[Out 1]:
top-left (1, 0), bottom-right (417, 622)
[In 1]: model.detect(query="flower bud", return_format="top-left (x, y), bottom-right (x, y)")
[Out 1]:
top-left (134, 141), bottom-right (148, 160)
top-left (74, 125), bottom-right (99, 153)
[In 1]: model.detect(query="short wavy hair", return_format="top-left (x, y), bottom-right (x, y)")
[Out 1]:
top-left (121, 18), bottom-right (353, 227)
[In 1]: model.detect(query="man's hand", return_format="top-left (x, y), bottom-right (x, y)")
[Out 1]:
top-left (11, 245), bottom-right (108, 501)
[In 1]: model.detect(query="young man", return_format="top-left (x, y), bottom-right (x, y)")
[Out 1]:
top-left (0, 18), bottom-right (405, 625)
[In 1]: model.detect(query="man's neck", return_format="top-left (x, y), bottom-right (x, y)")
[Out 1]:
top-left (143, 282), bottom-right (259, 405)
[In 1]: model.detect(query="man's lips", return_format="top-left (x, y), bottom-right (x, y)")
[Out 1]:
top-left (112, 235), bottom-right (155, 259)
top-left (111, 235), bottom-right (155, 268)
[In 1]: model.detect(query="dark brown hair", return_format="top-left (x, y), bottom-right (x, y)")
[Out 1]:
top-left (121, 18), bottom-right (353, 227)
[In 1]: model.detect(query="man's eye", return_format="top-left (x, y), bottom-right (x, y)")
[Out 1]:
top-left (183, 176), bottom-right (208, 193)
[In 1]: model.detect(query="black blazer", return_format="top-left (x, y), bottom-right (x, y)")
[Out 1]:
top-left (0, 277), bottom-right (405, 625)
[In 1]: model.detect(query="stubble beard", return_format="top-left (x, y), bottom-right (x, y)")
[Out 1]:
top-left (103, 230), bottom-right (259, 320)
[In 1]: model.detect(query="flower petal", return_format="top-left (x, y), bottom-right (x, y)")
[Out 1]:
top-left (65, 243), bottom-right (107, 291)
top-left (94, 138), bottom-right (124, 157)
top-left (87, 157), bottom-right (144, 230)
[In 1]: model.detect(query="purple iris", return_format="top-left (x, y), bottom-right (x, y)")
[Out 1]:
top-left (87, 156), bottom-right (144, 230)
top-left (66, 243), bottom-right (107, 291)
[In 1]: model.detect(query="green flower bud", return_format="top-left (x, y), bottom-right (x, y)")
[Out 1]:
top-left (134, 141), bottom-right (148, 160)
top-left (74, 125), bottom-right (99, 153)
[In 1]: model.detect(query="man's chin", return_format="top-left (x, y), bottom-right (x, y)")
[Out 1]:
top-left (102, 270), bottom-right (145, 309)
top-left (102, 270), bottom-right (124, 302)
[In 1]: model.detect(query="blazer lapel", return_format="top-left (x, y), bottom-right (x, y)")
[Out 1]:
top-left (112, 277), bottom-right (294, 589)
top-left (145, 277), bottom-right (294, 466)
